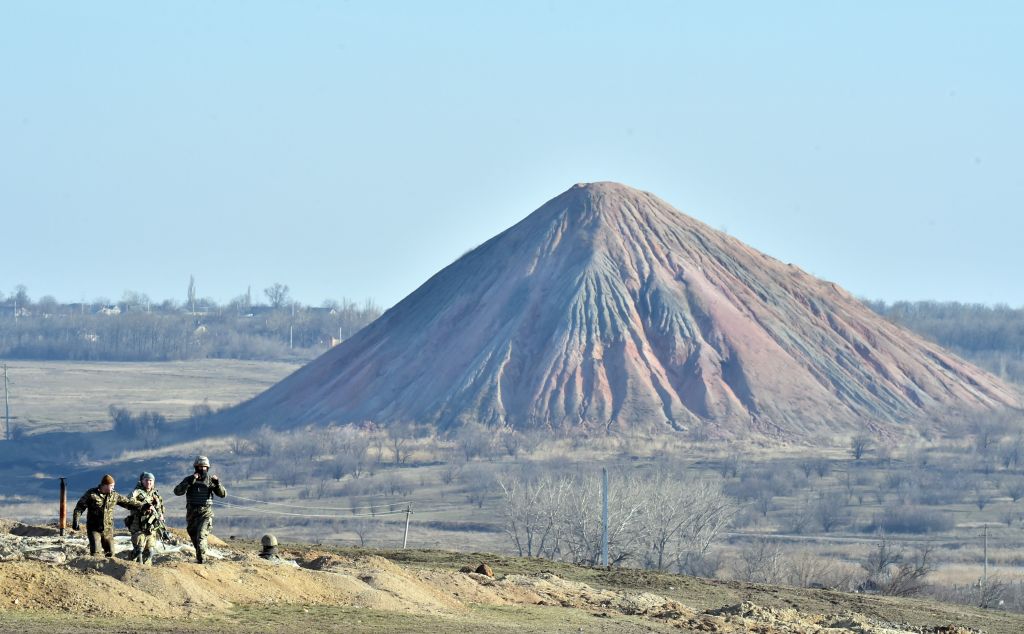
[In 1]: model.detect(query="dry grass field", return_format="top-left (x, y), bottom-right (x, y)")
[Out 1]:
top-left (3, 359), bottom-right (1024, 617)
top-left (0, 359), bottom-right (300, 435)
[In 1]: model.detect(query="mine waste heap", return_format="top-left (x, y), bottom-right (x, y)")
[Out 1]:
top-left (224, 182), bottom-right (1020, 439)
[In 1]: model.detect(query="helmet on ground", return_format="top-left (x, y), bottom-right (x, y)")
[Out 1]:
top-left (193, 455), bottom-right (210, 468)
top-left (261, 534), bottom-right (278, 548)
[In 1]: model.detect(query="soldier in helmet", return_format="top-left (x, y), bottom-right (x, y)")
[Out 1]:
top-left (259, 534), bottom-right (281, 560)
top-left (71, 474), bottom-right (149, 557)
top-left (127, 472), bottom-right (166, 565)
top-left (173, 455), bottom-right (227, 563)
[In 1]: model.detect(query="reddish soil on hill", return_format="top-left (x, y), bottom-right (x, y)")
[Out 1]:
top-left (226, 182), bottom-right (1020, 439)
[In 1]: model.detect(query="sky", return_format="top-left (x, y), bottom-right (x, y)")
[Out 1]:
top-left (2, 1), bottom-right (1022, 309)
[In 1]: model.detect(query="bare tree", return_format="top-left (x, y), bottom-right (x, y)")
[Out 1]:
top-left (370, 429), bottom-right (386, 465)
top-left (637, 469), bottom-right (738, 572)
top-left (785, 549), bottom-right (856, 590)
top-left (190, 401), bottom-right (214, 433)
top-left (497, 466), bottom-right (737, 571)
top-left (734, 537), bottom-right (785, 583)
top-left (814, 491), bottom-right (850, 533)
top-left (716, 451), bottom-right (743, 478)
top-left (332, 431), bottom-right (370, 480)
top-left (348, 519), bottom-right (375, 546)
top-left (559, 470), bottom-right (646, 566)
top-left (264, 283), bottom-right (291, 309)
top-left (1001, 476), bottom-right (1024, 503)
top-left (850, 434), bottom-right (872, 460)
top-left (251, 425), bottom-right (279, 457)
top-left (497, 469), bottom-right (570, 558)
top-left (860, 539), bottom-right (934, 597)
top-left (971, 477), bottom-right (993, 510)
top-left (999, 436), bottom-right (1024, 470)
top-left (499, 429), bottom-right (522, 458)
top-left (385, 421), bottom-right (415, 465)
top-left (455, 421), bottom-right (494, 462)
top-left (972, 416), bottom-right (1011, 460)
top-left (462, 465), bottom-right (495, 508)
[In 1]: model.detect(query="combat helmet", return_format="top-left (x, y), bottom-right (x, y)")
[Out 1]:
top-left (261, 534), bottom-right (278, 548)
top-left (193, 455), bottom-right (210, 468)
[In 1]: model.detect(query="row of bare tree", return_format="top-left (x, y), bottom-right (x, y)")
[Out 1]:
top-left (497, 466), bottom-right (738, 575)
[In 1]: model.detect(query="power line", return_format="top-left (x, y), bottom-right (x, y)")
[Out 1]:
top-left (227, 493), bottom-right (463, 513)
top-left (217, 499), bottom-right (462, 519)
top-left (217, 500), bottom-right (405, 519)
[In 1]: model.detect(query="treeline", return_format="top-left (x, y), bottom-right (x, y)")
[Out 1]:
top-left (865, 300), bottom-right (1024, 383)
top-left (3, 283), bottom-right (1022, 372)
top-left (0, 284), bottom-right (380, 361)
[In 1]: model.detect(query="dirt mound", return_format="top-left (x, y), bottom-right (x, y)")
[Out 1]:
top-left (686, 601), bottom-right (980, 633)
top-left (463, 571), bottom-right (695, 620)
top-left (3, 520), bottom-right (61, 537)
top-left (165, 526), bottom-right (228, 547)
top-left (0, 524), bottom-right (986, 633)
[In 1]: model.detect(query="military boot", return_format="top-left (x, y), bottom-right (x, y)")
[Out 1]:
top-left (142, 549), bottom-right (153, 566)
top-left (196, 550), bottom-right (204, 564)
top-left (131, 547), bottom-right (143, 563)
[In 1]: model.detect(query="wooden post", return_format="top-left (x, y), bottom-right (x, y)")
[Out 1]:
top-left (3, 363), bottom-right (10, 441)
top-left (59, 478), bottom-right (67, 536)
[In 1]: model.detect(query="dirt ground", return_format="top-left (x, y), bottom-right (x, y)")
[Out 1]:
top-left (1, 520), bottom-right (1019, 634)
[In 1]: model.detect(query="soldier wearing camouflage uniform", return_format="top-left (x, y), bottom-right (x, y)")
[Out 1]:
top-left (259, 534), bottom-right (281, 561)
top-left (72, 474), bottom-right (148, 557)
top-left (173, 455), bottom-right (226, 563)
top-left (128, 472), bottom-right (166, 565)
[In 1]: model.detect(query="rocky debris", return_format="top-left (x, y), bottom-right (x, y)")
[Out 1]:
top-left (0, 525), bottom-right (229, 566)
top-left (475, 562), bottom-right (494, 577)
top-left (477, 572), bottom-right (695, 620)
top-left (678, 601), bottom-right (982, 633)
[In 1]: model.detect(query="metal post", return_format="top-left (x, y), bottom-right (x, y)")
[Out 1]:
top-left (289, 325), bottom-right (293, 349)
top-left (601, 467), bottom-right (609, 568)
top-left (59, 478), bottom-right (67, 536)
top-left (403, 504), bottom-right (412, 549)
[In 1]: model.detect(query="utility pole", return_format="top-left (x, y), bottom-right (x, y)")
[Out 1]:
top-left (3, 363), bottom-right (10, 441)
top-left (403, 504), bottom-right (412, 549)
top-left (983, 524), bottom-right (989, 592)
top-left (601, 467), bottom-right (609, 568)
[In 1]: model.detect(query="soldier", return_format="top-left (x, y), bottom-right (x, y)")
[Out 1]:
top-left (259, 534), bottom-right (281, 560)
top-left (72, 474), bottom-right (149, 557)
top-left (127, 472), bottom-right (166, 565)
top-left (173, 455), bottom-right (226, 563)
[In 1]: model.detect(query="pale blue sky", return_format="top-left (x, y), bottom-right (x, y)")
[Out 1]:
top-left (2, 1), bottom-right (1021, 309)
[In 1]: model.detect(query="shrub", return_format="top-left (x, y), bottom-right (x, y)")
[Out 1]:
top-left (864, 506), bottom-right (953, 534)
